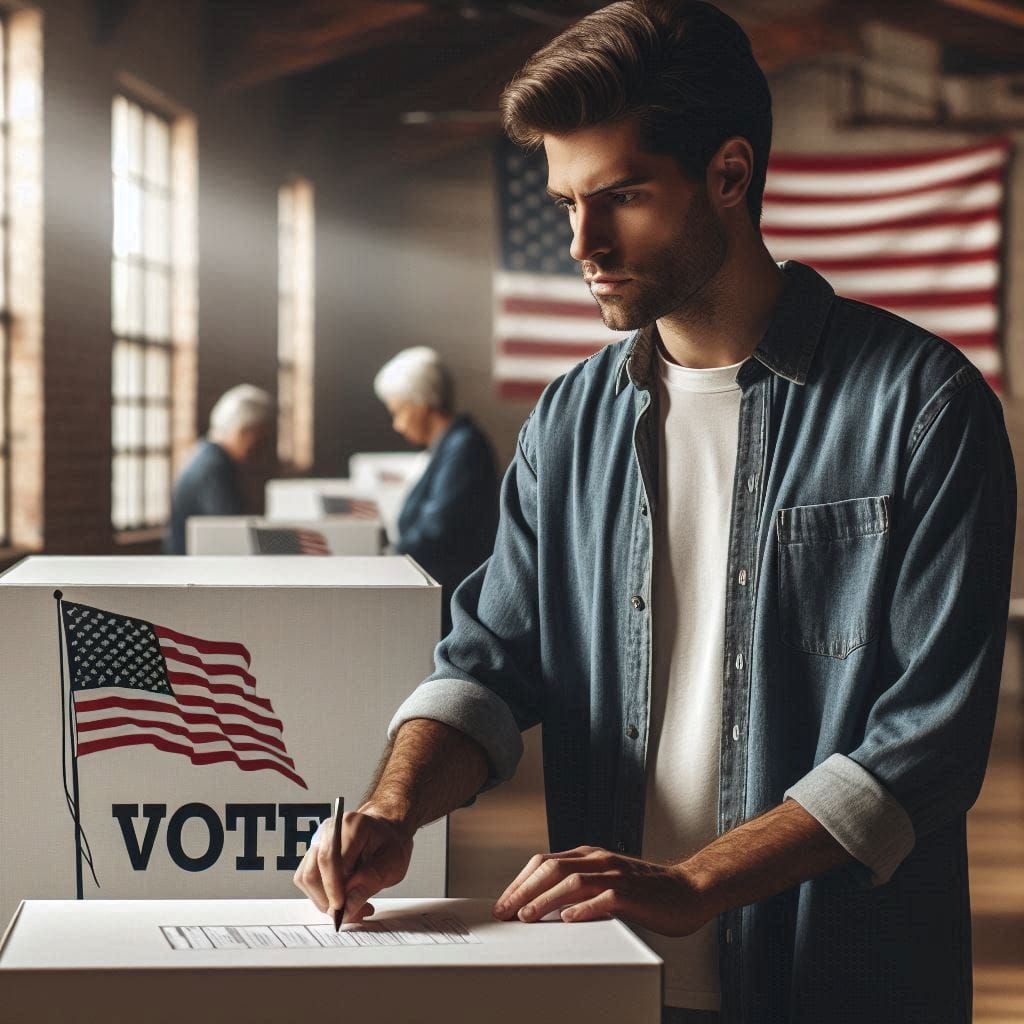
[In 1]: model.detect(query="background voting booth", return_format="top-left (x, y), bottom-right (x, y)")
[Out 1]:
top-left (349, 450), bottom-right (429, 491)
top-left (0, 898), bottom-right (663, 1023)
top-left (186, 516), bottom-right (385, 556)
top-left (266, 470), bottom-right (421, 543)
top-left (0, 556), bottom-right (443, 926)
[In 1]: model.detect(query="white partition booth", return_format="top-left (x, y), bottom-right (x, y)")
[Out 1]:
top-left (0, 897), bottom-right (662, 1023)
top-left (186, 516), bottom-right (384, 556)
top-left (349, 450), bottom-right (429, 491)
top-left (0, 556), bottom-right (443, 925)
top-left (265, 477), bottom-right (408, 542)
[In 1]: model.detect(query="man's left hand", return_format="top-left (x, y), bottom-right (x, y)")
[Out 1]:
top-left (492, 846), bottom-right (713, 936)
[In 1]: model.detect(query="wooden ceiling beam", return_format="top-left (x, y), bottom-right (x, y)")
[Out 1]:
top-left (210, 0), bottom-right (430, 91)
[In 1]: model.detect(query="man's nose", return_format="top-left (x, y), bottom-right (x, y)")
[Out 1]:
top-left (569, 207), bottom-right (611, 264)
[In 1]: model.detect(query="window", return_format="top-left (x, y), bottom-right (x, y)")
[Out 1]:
top-left (277, 178), bottom-right (315, 470)
top-left (111, 95), bottom-right (174, 531)
top-left (0, 15), bottom-right (10, 545)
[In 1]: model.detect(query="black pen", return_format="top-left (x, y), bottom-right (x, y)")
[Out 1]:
top-left (332, 796), bottom-right (345, 931)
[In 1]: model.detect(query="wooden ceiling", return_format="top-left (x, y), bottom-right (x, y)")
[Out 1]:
top-left (202, 0), bottom-right (1024, 174)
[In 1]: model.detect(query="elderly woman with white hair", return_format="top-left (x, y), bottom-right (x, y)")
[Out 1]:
top-left (163, 384), bottom-right (273, 554)
top-left (374, 347), bottom-right (499, 635)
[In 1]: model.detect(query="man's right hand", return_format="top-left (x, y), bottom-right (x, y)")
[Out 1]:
top-left (293, 806), bottom-right (415, 925)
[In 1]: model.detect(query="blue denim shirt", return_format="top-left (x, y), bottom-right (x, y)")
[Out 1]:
top-left (390, 261), bottom-right (1016, 1023)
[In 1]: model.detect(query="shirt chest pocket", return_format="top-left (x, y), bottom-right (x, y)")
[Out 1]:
top-left (776, 495), bottom-right (891, 659)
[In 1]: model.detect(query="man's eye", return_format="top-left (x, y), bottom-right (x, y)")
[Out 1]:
top-left (611, 192), bottom-right (638, 206)
top-left (554, 199), bottom-right (575, 213)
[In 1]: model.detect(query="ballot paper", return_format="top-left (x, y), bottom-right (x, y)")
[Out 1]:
top-left (161, 913), bottom-right (478, 951)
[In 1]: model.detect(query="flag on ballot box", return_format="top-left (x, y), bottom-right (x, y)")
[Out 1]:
top-left (250, 526), bottom-right (330, 556)
top-left (493, 137), bottom-right (1010, 399)
top-left (59, 599), bottom-right (307, 789)
top-left (761, 138), bottom-right (1010, 392)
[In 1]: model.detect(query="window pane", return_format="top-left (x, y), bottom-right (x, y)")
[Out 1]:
top-left (113, 176), bottom-right (142, 258)
top-left (145, 191), bottom-right (170, 266)
top-left (145, 346), bottom-right (169, 399)
top-left (145, 405), bottom-right (169, 450)
top-left (112, 95), bottom-right (129, 175)
top-left (145, 268), bottom-right (170, 340)
top-left (126, 262), bottom-right (144, 336)
top-left (126, 453), bottom-right (143, 525)
top-left (144, 454), bottom-right (169, 525)
top-left (144, 113), bottom-right (170, 188)
top-left (112, 261), bottom-right (129, 337)
top-left (124, 342), bottom-right (144, 399)
top-left (111, 453), bottom-right (128, 530)
top-left (126, 101), bottom-right (144, 178)
top-left (278, 295), bottom-right (293, 361)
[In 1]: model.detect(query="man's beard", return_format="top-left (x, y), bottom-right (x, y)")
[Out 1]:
top-left (588, 188), bottom-right (728, 333)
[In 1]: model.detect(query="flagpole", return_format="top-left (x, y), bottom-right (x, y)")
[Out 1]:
top-left (55, 590), bottom-right (84, 900)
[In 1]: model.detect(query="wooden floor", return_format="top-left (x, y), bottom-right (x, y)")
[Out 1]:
top-left (447, 702), bottom-right (1024, 1021)
top-left (971, 695), bottom-right (1024, 1024)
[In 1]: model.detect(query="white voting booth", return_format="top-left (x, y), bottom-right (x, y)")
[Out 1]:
top-left (0, 556), bottom-right (443, 926)
top-left (349, 450), bottom-right (429, 491)
top-left (266, 459), bottom-right (427, 544)
top-left (0, 898), bottom-right (662, 1023)
top-left (186, 516), bottom-right (384, 556)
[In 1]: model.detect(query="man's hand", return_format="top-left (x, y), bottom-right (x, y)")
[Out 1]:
top-left (492, 846), bottom-right (713, 936)
top-left (293, 806), bottom-right (415, 925)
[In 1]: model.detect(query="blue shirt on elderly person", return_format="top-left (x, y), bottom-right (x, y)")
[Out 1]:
top-left (164, 440), bottom-right (244, 555)
top-left (394, 415), bottom-right (499, 635)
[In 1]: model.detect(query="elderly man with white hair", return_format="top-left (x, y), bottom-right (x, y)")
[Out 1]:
top-left (374, 346), bottom-right (499, 635)
top-left (163, 384), bottom-right (274, 554)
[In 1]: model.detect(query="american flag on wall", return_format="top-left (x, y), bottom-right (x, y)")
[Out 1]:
top-left (60, 600), bottom-right (307, 789)
top-left (762, 139), bottom-right (1010, 392)
top-left (493, 139), bottom-right (629, 400)
top-left (493, 138), bottom-right (1011, 398)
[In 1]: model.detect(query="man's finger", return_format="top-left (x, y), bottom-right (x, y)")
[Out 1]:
top-left (495, 854), bottom-right (593, 919)
top-left (315, 819), bottom-right (346, 914)
top-left (560, 888), bottom-right (616, 923)
top-left (341, 864), bottom-right (393, 924)
top-left (293, 848), bottom-right (329, 912)
top-left (518, 872), bottom-right (607, 922)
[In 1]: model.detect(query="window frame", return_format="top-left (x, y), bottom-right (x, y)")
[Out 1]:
top-left (110, 92), bottom-right (176, 533)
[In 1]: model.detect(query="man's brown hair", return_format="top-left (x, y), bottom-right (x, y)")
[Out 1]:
top-left (499, 0), bottom-right (772, 225)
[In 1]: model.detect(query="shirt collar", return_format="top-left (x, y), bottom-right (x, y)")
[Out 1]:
top-left (614, 260), bottom-right (835, 395)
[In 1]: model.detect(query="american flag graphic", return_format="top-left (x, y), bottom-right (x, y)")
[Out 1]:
top-left (61, 601), bottom-right (307, 789)
top-left (250, 526), bottom-right (330, 556)
top-left (493, 138), bottom-right (1010, 398)
top-left (762, 139), bottom-right (1010, 392)
top-left (318, 494), bottom-right (379, 519)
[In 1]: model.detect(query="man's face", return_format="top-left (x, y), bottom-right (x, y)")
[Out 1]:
top-left (386, 398), bottom-right (434, 448)
top-left (544, 120), bottom-right (728, 332)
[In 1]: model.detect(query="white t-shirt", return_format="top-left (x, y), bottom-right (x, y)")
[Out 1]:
top-left (635, 349), bottom-right (744, 1011)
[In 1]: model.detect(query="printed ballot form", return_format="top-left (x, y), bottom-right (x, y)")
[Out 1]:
top-left (0, 898), bottom-right (662, 1024)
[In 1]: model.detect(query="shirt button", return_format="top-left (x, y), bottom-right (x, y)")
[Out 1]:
top-left (738, 568), bottom-right (748, 586)
top-left (631, 595), bottom-right (645, 611)
top-left (735, 652), bottom-right (744, 671)
top-left (747, 475), bottom-right (756, 493)
top-left (616, 841), bottom-right (626, 853)
top-left (732, 724), bottom-right (740, 742)
top-left (626, 724), bottom-right (639, 740)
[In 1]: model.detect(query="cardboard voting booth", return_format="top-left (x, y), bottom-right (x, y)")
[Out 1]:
top-left (265, 475), bottom-right (415, 542)
top-left (186, 516), bottom-right (384, 556)
top-left (349, 450), bottom-right (429, 491)
top-left (0, 556), bottom-right (443, 926)
top-left (0, 898), bottom-right (663, 1023)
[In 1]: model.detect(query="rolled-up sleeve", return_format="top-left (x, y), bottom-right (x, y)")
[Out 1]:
top-left (788, 366), bottom-right (1015, 886)
top-left (389, 415), bottom-right (544, 792)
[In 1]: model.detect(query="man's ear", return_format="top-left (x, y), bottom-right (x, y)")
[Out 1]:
top-left (707, 136), bottom-right (753, 212)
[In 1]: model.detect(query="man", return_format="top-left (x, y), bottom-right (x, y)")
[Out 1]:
top-left (164, 384), bottom-right (273, 554)
top-left (374, 346), bottom-right (499, 635)
top-left (295, 4), bottom-right (1015, 1022)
